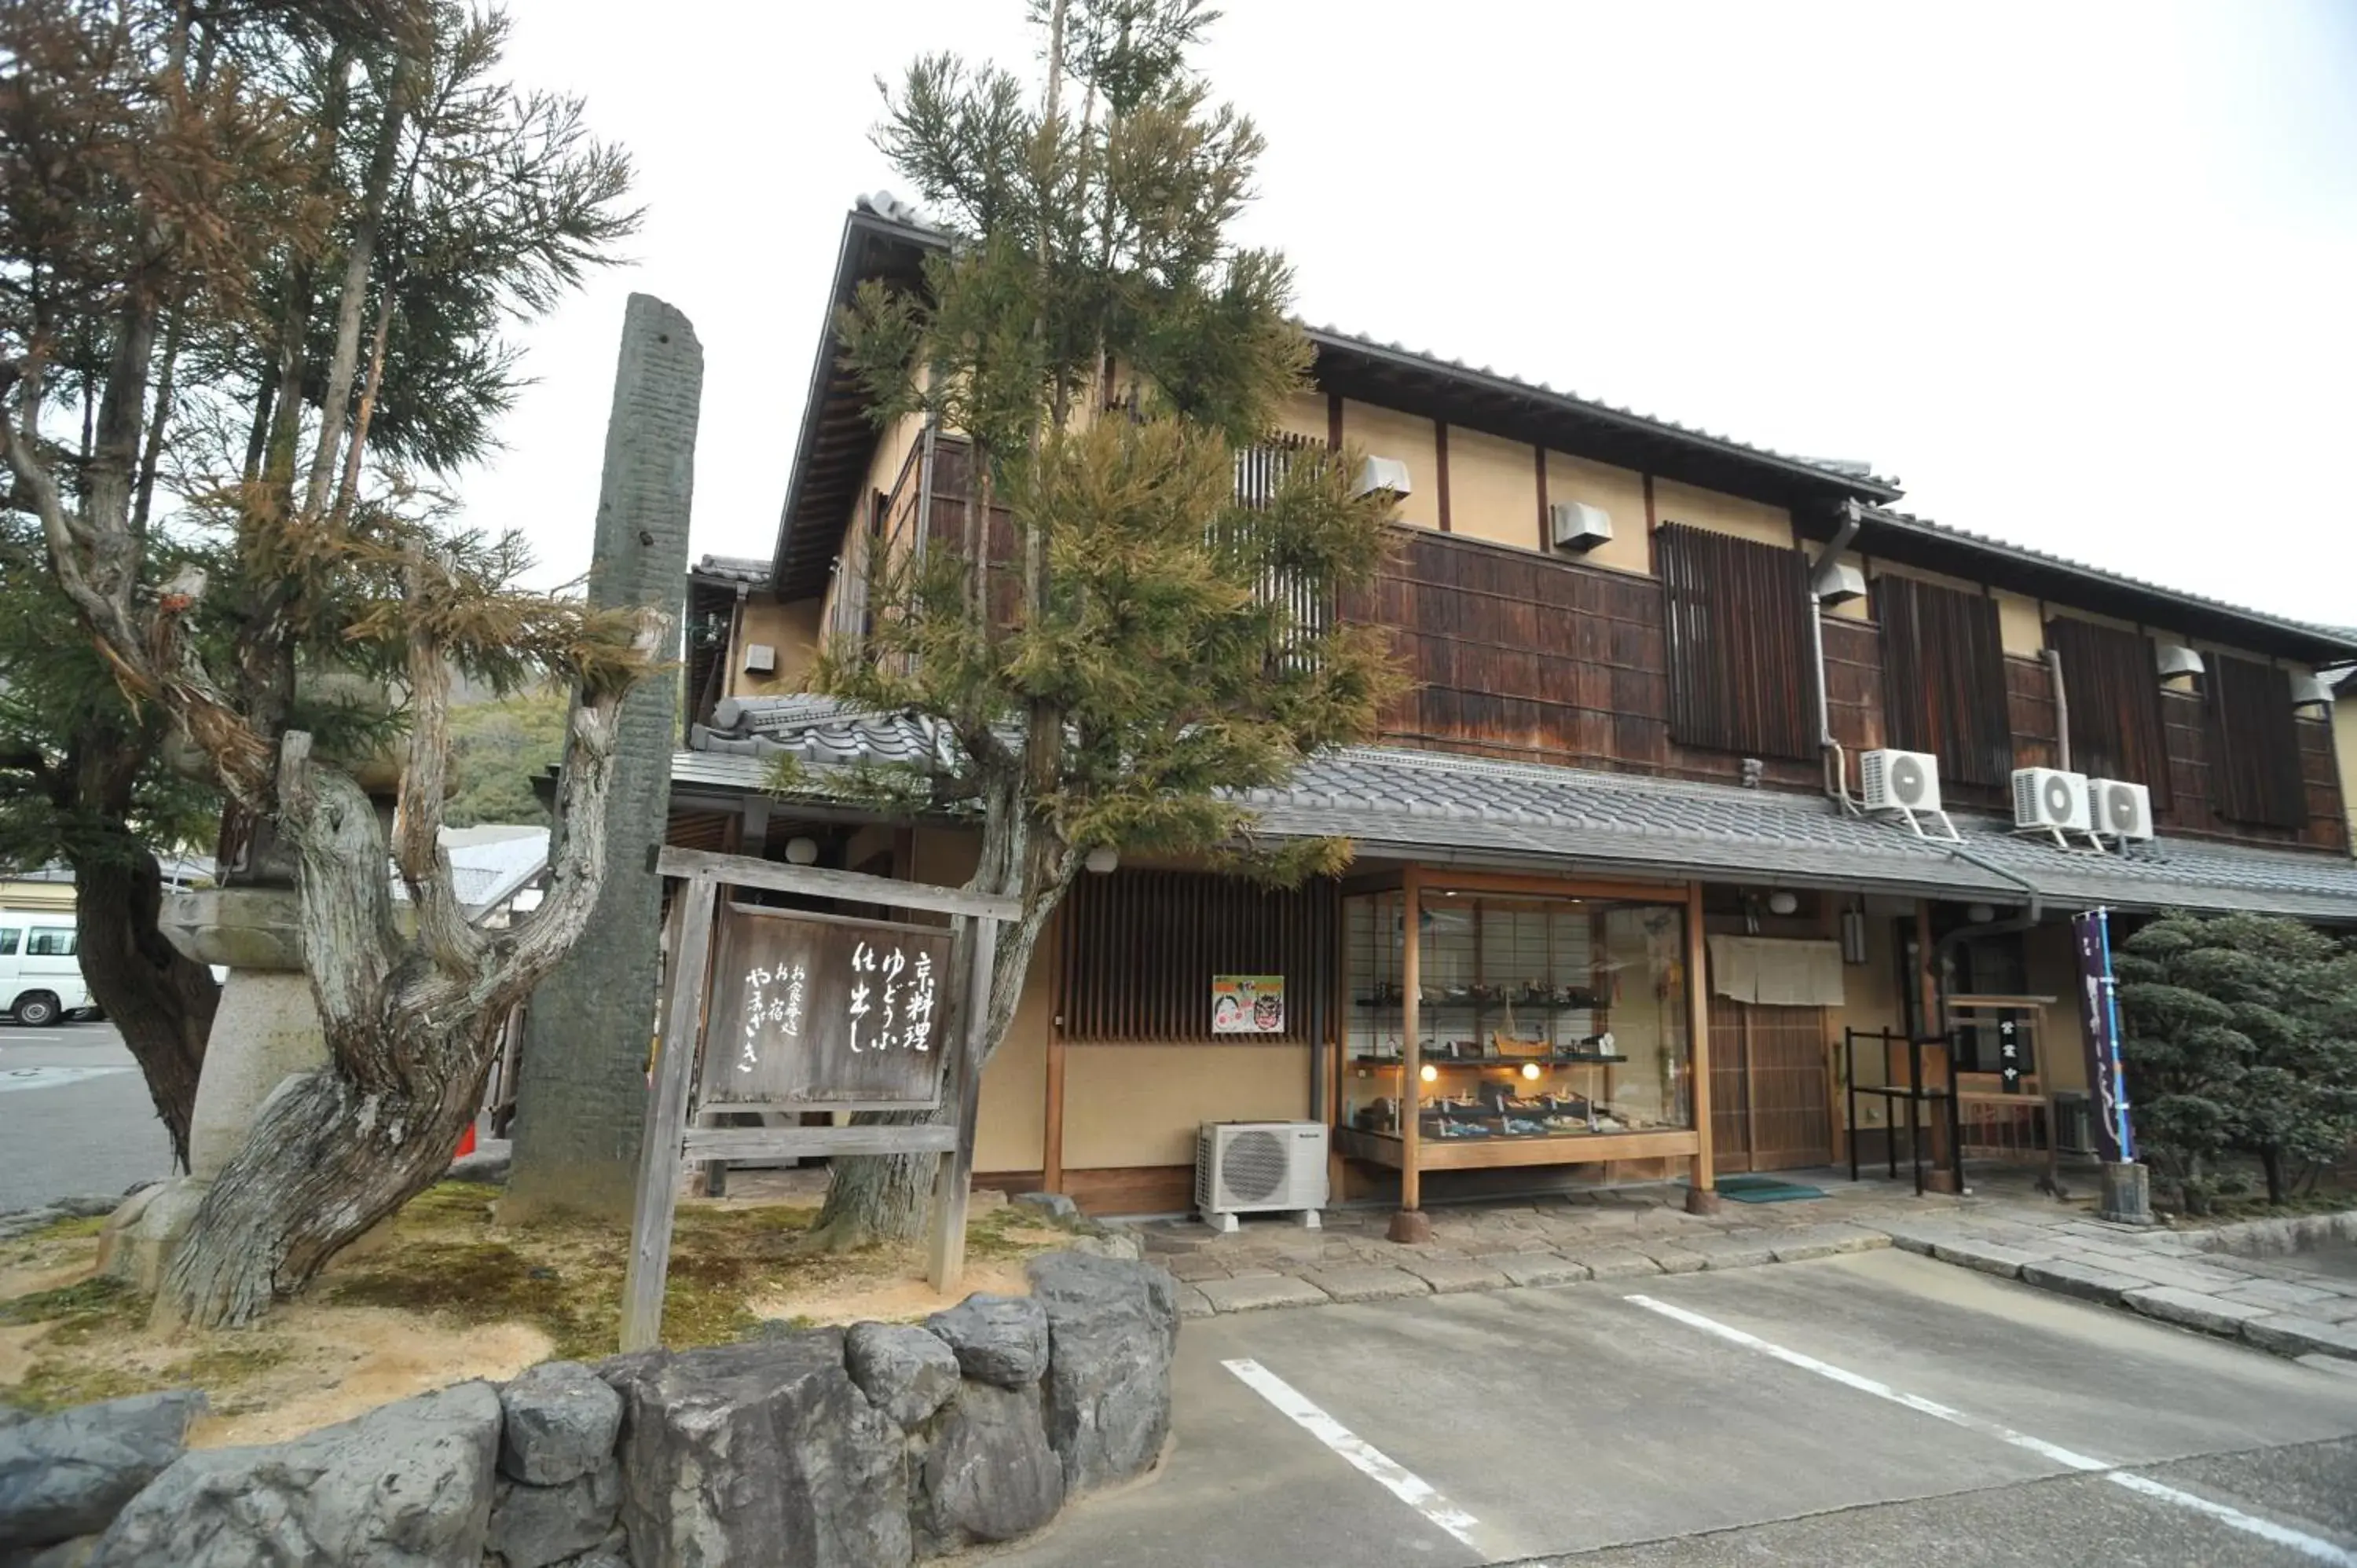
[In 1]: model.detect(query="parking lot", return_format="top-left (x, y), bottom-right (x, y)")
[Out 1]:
top-left (0, 1019), bottom-right (175, 1213)
top-left (998, 1247), bottom-right (2357, 1567)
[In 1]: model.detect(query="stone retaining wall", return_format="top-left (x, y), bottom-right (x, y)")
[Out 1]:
top-left (0, 1250), bottom-right (1176, 1567)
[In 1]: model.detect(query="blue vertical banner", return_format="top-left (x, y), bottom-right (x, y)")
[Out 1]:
top-left (2073, 909), bottom-right (2135, 1163)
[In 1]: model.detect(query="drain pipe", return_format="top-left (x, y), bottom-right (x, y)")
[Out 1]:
top-left (2044, 647), bottom-right (2071, 771)
top-left (1810, 500), bottom-right (1864, 808)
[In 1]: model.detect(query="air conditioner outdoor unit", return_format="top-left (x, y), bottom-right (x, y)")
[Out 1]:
top-left (1354, 456), bottom-right (1411, 499)
top-left (1195, 1121), bottom-right (1328, 1232)
top-left (1860, 749), bottom-right (1956, 841)
top-left (1549, 500), bottom-right (1613, 552)
top-left (2086, 778), bottom-right (2154, 841)
top-left (1861, 749), bottom-right (1941, 813)
top-left (2012, 767), bottom-right (2090, 833)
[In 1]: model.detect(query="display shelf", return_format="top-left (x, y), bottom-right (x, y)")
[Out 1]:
top-left (1336, 1125), bottom-right (1700, 1171)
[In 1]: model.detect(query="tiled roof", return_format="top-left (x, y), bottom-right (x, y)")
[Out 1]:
top-left (692, 554), bottom-right (772, 586)
top-left (1304, 322), bottom-right (1904, 497)
top-left (1859, 509), bottom-right (2357, 664)
top-left (683, 698), bottom-right (2357, 921)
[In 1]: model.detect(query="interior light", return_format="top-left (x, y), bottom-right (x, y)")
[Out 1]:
top-left (1767, 890), bottom-right (1798, 916)
top-left (1967, 902), bottom-right (1997, 924)
top-left (1418, 1064), bottom-right (1439, 1083)
top-left (783, 836), bottom-right (819, 866)
top-left (1521, 1062), bottom-right (1541, 1081)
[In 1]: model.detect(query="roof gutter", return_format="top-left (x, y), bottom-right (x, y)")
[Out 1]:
top-left (1810, 500), bottom-right (1864, 807)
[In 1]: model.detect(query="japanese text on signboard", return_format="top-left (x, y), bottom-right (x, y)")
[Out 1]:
top-left (700, 905), bottom-right (953, 1107)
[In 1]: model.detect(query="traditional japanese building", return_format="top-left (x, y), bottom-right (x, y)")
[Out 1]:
top-left (662, 199), bottom-right (2357, 1218)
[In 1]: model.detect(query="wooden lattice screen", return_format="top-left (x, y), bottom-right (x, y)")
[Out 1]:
top-left (2046, 617), bottom-right (2172, 810)
top-left (1875, 574), bottom-right (2014, 787)
top-left (1656, 522), bottom-right (1817, 762)
top-left (2204, 652), bottom-right (2306, 829)
top-left (1058, 869), bottom-right (1337, 1044)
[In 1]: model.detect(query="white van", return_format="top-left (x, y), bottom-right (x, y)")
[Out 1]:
top-left (0, 911), bottom-right (93, 1026)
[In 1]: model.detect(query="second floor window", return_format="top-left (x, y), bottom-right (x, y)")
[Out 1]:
top-left (1875, 574), bottom-right (2013, 787)
top-left (2205, 653), bottom-right (2306, 830)
top-left (1657, 522), bottom-right (1816, 762)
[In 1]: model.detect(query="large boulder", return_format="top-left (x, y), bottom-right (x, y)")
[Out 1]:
top-left (498, 1361), bottom-right (622, 1486)
top-left (842, 1324), bottom-right (960, 1431)
top-left (601, 1332), bottom-right (909, 1568)
top-left (1025, 1251), bottom-right (1180, 1495)
top-left (486, 1460), bottom-right (622, 1568)
top-left (913, 1383), bottom-right (1064, 1555)
top-left (0, 1390), bottom-right (203, 1554)
top-left (920, 1296), bottom-right (1047, 1390)
top-left (90, 1380), bottom-right (500, 1567)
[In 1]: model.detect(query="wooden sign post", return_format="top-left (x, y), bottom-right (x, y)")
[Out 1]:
top-left (618, 845), bottom-right (1019, 1352)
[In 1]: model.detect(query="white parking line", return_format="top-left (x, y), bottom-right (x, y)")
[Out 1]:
top-left (1222, 1357), bottom-right (1486, 1554)
top-left (1627, 1293), bottom-right (2357, 1567)
top-left (0, 1066), bottom-right (130, 1093)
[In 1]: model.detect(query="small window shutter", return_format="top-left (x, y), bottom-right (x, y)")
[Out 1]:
top-left (1658, 523), bottom-right (1816, 762)
top-left (2204, 653), bottom-right (2306, 829)
top-left (1875, 575), bottom-right (2013, 786)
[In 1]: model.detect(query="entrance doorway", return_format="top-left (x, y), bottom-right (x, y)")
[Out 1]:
top-left (1710, 996), bottom-right (1834, 1172)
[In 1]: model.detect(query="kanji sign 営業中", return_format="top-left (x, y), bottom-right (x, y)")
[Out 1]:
top-left (699, 904), bottom-right (954, 1107)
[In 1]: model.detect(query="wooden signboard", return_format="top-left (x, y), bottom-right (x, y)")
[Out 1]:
top-left (618, 847), bottom-right (1018, 1353)
top-left (702, 906), bottom-right (953, 1108)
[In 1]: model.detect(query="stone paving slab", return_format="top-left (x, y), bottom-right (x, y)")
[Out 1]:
top-left (1687, 1237), bottom-right (1779, 1271)
top-left (2243, 1315), bottom-right (2357, 1359)
top-left (1578, 1250), bottom-right (1666, 1280)
top-left (1299, 1266), bottom-right (1431, 1303)
top-left (2018, 1258), bottom-right (2149, 1306)
top-left (2083, 1255), bottom-right (2253, 1293)
top-left (1174, 1285), bottom-right (1215, 1321)
top-left (2124, 1285), bottom-right (2274, 1336)
top-left (1928, 1239), bottom-right (2047, 1279)
top-left (1197, 1275), bottom-right (1331, 1313)
top-left (1402, 1257), bottom-right (1510, 1294)
top-left (2214, 1280), bottom-right (2344, 1313)
top-left (1640, 1246), bottom-right (1708, 1274)
top-left (1496, 1253), bottom-right (1591, 1288)
top-left (1769, 1224), bottom-right (1891, 1262)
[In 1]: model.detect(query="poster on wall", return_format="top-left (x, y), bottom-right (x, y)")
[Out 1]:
top-left (1211, 974), bottom-right (1285, 1035)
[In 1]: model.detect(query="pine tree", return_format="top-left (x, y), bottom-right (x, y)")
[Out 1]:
top-left (1, 1), bottom-right (647, 1325)
top-left (2116, 910), bottom-right (2357, 1211)
top-left (806, 0), bottom-right (1401, 1244)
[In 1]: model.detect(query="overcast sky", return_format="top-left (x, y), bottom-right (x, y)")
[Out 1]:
top-left (462, 0), bottom-right (2357, 634)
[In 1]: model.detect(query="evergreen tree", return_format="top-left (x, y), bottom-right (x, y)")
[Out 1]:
top-left (1, 0), bottom-right (647, 1326)
top-left (2116, 910), bottom-right (2357, 1211)
top-left (807, 0), bottom-right (1400, 1244)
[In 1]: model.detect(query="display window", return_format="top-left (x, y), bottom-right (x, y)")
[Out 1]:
top-left (1339, 879), bottom-right (1695, 1171)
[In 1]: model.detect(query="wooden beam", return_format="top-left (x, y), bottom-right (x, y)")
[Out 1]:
top-left (1413, 867), bottom-right (1689, 903)
top-left (1435, 421), bottom-right (1452, 533)
top-left (1534, 444), bottom-right (1550, 549)
top-left (927, 914), bottom-right (999, 1291)
top-left (1327, 391), bottom-right (1343, 452)
top-left (656, 844), bottom-right (1022, 921)
top-left (620, 870), bottom-right (718, 1353)
top-left (1399, 867), bottom-right (1422, 1212)
top-left (1685, 880), bottom-right (1715, 1198)
top-left (683, 1124), bottom-right (959, 1160)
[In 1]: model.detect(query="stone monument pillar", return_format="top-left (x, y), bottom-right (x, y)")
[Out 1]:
top-left (504, 294), bottom-right (702, 1221)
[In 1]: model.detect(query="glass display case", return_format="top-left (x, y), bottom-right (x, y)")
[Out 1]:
top-left (1337, 874), bottom-right (1697, 1175)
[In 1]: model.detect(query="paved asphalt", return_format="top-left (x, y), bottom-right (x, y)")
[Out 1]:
top-left (0, 1020), bottom-right (177, 1213)
top-left (996, 1247), bottom-right (2357, 1568)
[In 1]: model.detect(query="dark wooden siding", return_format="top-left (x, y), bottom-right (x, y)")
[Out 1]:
top-left (1875, 575), bottom-right (2013, 788)
top-left (2202, 653), bottom-right (2307, 830)
top-left (1657, 523), bottom-right (1819, 763)
top-left (1343, 527), bottom-right (1841, 787)
top-left (2045, 617), bottom-right (2174, 811)
top-left (1058, 870), bottom-right (1337, 1044)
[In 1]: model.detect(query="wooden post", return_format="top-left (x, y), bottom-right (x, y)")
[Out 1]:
top-left (1914, 898), bottom-right (1958, 1192)
top-left (1043, 911), bottom-right (1065, 1195)
top-left (928, 914), bottom-right (999, 1291)
top-left (1684, 880), bottom-right (1718, 1213)
top-left (619, 871), bottom-right (717, 1353)
top-left (1388, 869), bottom-right (1427, 1241)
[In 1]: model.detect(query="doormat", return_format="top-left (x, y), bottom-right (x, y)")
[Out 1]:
top-left (1710, 1175), bottom-right (1826, 1204)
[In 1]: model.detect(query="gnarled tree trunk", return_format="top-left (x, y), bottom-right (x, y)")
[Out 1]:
top-left (71, 844), bottom-right (217, 1172)
top-left (159, 625), bottom-right (637, 1329)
